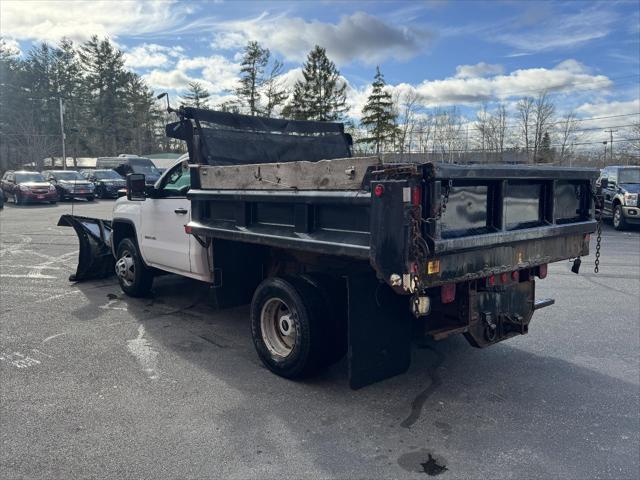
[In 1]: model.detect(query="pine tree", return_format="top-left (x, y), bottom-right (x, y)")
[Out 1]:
top-left (283, 45), bottom-right (347, 121)
top-left (359, 67), bottom-right (396, 154)
top-left (236, 41), bottom-right (269, 116)
top-left (262, 60), bottom-right (288, 117)
top-left (537, 130), bottom-right (553, 163)
top-left (181, 81), bottom-right (211, 109)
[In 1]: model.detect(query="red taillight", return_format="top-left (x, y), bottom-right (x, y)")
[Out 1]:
top-left (441, 283), bottom-right (456, 304)
top-left (411, 186), bottom-right (422, 206)
top-left (374, 184), bottom-right (384, 197)
top-left (584, 233), bottom-right (591, 243)
top-left (184, 225), bottom-right (193, 234)
top-left (500, 272), bottom-right (508, 284)
top-left (537, 264), bottom-right (547, 279)
top-left (511, 270), bottom-right (519, 282)
top-left (487, 275), bottom-right (495, 287)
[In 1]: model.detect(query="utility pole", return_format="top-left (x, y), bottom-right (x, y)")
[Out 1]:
top-left (602, 141), bottom-right (608, 168)
top-left (604, 129), bottom-right (617, 163)
top-left (59, 98), bottom-right (67, 170)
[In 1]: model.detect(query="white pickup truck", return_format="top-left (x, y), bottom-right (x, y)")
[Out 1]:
top-left (110, 155), bottom-right (211, 296)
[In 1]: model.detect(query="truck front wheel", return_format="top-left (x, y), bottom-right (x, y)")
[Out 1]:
top-left (115, 238), bottom-right (153, 297)
top-left (251, 276), bottom-right (329, 379)
top-left (613, 204), bottom-right (627, 230)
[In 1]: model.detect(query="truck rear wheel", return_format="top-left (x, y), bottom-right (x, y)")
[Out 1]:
top-left (251, 276), bottom-right (330, 379)
top-left (115, 238), bottom-right (153, 297)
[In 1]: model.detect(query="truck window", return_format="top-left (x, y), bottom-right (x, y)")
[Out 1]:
top-left (160, 163), bottom-right (190, 196)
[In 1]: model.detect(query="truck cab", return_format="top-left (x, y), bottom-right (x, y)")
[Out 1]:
top-left (597, 166), bottom-right (640, 230)
top-left (110, 155), bottom-right (210, 295)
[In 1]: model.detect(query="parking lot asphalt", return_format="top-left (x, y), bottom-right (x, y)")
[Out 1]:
top-left (0, 199), bottom-right (638, 480)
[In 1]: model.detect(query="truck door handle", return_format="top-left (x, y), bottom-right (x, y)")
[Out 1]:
top-left (174, 208), bottom-right (188, 215)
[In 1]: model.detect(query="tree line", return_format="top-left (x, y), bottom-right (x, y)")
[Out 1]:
top-left (1, 36), bottom-right (636, 170)
top-left (0, 37), bottom-right (162, 170)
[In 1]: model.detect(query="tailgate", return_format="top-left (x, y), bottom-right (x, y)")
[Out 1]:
top-left (420, 163), bottom-right (598, 286)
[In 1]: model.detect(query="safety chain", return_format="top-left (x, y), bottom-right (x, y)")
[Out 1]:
top-left (423, 179), bottom-right (453, 224)
top-left (591, 188), bottom-right (603, 274)
top-left (408, 179), bottom-right (453, 315)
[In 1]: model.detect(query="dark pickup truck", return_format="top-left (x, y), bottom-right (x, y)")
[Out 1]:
top-left (63, 107), bottom-right (599, 389)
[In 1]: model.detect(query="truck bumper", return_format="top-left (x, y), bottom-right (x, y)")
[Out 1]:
top-left (622, 206), bottom-right (640, 224)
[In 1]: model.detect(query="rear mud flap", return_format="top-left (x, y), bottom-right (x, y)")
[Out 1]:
top-left (58, 215), bottom-right (114, 282)
top-left (347, 273), bottom-right (413, 389)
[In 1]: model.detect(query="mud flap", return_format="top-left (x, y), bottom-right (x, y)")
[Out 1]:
top-left (57, 215), bottom-right (114, 282)
top-left (347, 272), bottom-right (413, 389)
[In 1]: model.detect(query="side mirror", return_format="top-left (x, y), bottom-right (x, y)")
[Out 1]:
top-left (600, 178), bottom-right (608, 189)
top-left (126, 173), bottom-right (146, 201)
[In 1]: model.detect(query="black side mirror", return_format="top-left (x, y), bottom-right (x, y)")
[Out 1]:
top-left (126, 173), bottom-right (146, 201)
top-left (600, 178), bottom-right (608, 189)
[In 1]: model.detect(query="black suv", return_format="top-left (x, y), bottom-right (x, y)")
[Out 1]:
top-left (597, 166), bottom-right (640, 230)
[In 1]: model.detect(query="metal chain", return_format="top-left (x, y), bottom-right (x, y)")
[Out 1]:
top-left (591, 187), bottom-right (603, 274)
top-left (594, 198), bottom-right (603, 274)
top-left (409, 179), bottom-right (453, 315)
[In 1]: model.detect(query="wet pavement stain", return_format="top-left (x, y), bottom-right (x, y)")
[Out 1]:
top-left (421, 454), bottom-right (448, 476)
top-left (106, 293), bottom-right (118, 300)
top-left (400, 345), bottom-right (445, 428)
top-left (398, 449), bottom-right (448, 476)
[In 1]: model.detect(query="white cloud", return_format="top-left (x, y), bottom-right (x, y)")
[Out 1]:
top-left (494, 7), bottom-right (617, 53)
top-left (0, 0), bottom-right (187, 43)
top-left (0, 37), bottom-right (21, 56)
top-left (412, 60), bottom-right (611, 107)
top-left (576, 99), bottom-right (640, 118)
top-left (143, 55), bottom-right (240, 95)
top-left (123, 44), bottom-right (184, 69)
top-left (455, 62), bottom-right (504, 78)
top-left (209, 11), bottom-right (433, 65)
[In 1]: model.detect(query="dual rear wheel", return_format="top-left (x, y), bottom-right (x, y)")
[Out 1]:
top-left (251, 275), bottom-right (347, 379)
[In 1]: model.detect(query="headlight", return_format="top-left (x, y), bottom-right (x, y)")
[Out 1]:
top-left (19, 185), bottom-right (30, 191)
top-left (624, 193), bottom-right (638, 206)
top-left (49, 185), bottom-right (56, 192)
top-left (87, 184), bottom-right (95, 190)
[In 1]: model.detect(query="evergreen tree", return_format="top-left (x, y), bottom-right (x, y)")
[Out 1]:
top-left (283, 45), bottom-right (346, 121)
top-left (236, 41), bottom-right (269, 116)
top-left (537, 130), bottom-right (553, 163)
top-left (78, 35), bottom-right (129, 155)
top-left (262, 59), bottom-right (288, 117)
top-left (359, 67), bottom-right (396, 154)
top-left (181, 81), bottom-right (211, 109)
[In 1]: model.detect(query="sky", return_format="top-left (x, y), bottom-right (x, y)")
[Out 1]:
top-left (1, 0), bottom-right (639, 147)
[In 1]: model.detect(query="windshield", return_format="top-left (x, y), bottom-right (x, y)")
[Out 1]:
top-left (129, 159), bottom-right (160, 176)
top-left (94, 170), bottom-right (123, 180)
top-left (55, 171), bottom-right (85, 181)
top-left (15, 173), bottom-right (45, 183)
top-left (619, 168), bottom-right (640, 184)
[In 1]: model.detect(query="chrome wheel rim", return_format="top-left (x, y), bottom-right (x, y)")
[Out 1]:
top-left (614, 208), bottom-right (621, 227)
top-left (115, 250), bottom-right (135, 287)
top-left (260, 298), bottom-right (297, 358)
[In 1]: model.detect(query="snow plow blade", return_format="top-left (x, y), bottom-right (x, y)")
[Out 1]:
top-left (58, 214), bottom-right (114, 282)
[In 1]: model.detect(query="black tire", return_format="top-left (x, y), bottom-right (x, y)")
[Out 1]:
top-left (14, 193), bottom-right (22, 205)
top-left (87, 196), bottom-right (94, 202)
top-left (49, 201), bottom-right (57, 205)
top-left (613, 204), bottom-right (627, 231)
top-left (115, 238), bottom-right (153, 297)
top-left (251, 276), bottom-right (332, 379)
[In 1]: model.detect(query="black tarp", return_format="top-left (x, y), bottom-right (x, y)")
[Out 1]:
top-left (166, 107), bottom-right (352, 165)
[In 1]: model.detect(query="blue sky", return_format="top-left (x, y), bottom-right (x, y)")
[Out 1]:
top-left (2, 0), bottom-right (639, 140)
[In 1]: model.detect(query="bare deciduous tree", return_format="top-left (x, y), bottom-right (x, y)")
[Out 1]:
top-left (532, 91), bottom-right (555, 163)
top-left (556, 111), bottom-right (578, 165)
top-left (516, 97), bottom-right (534, 160)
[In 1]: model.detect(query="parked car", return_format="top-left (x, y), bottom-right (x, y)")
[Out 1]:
top-left (0, 188), bottom-right (4, 208)
top-left (1, 170), bottom-right (58, 205)
top-left (596, 166), bottom-right (640, 230)
top-left (80, 169), bottom-right (125, 199)
top-left (95, 154), bottom-right (161, 186)
top-left (45, 170), bottom-right (95, 201)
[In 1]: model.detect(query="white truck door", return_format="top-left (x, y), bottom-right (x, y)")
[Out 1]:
top-left (139, 161), bottom-right (192, 274)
